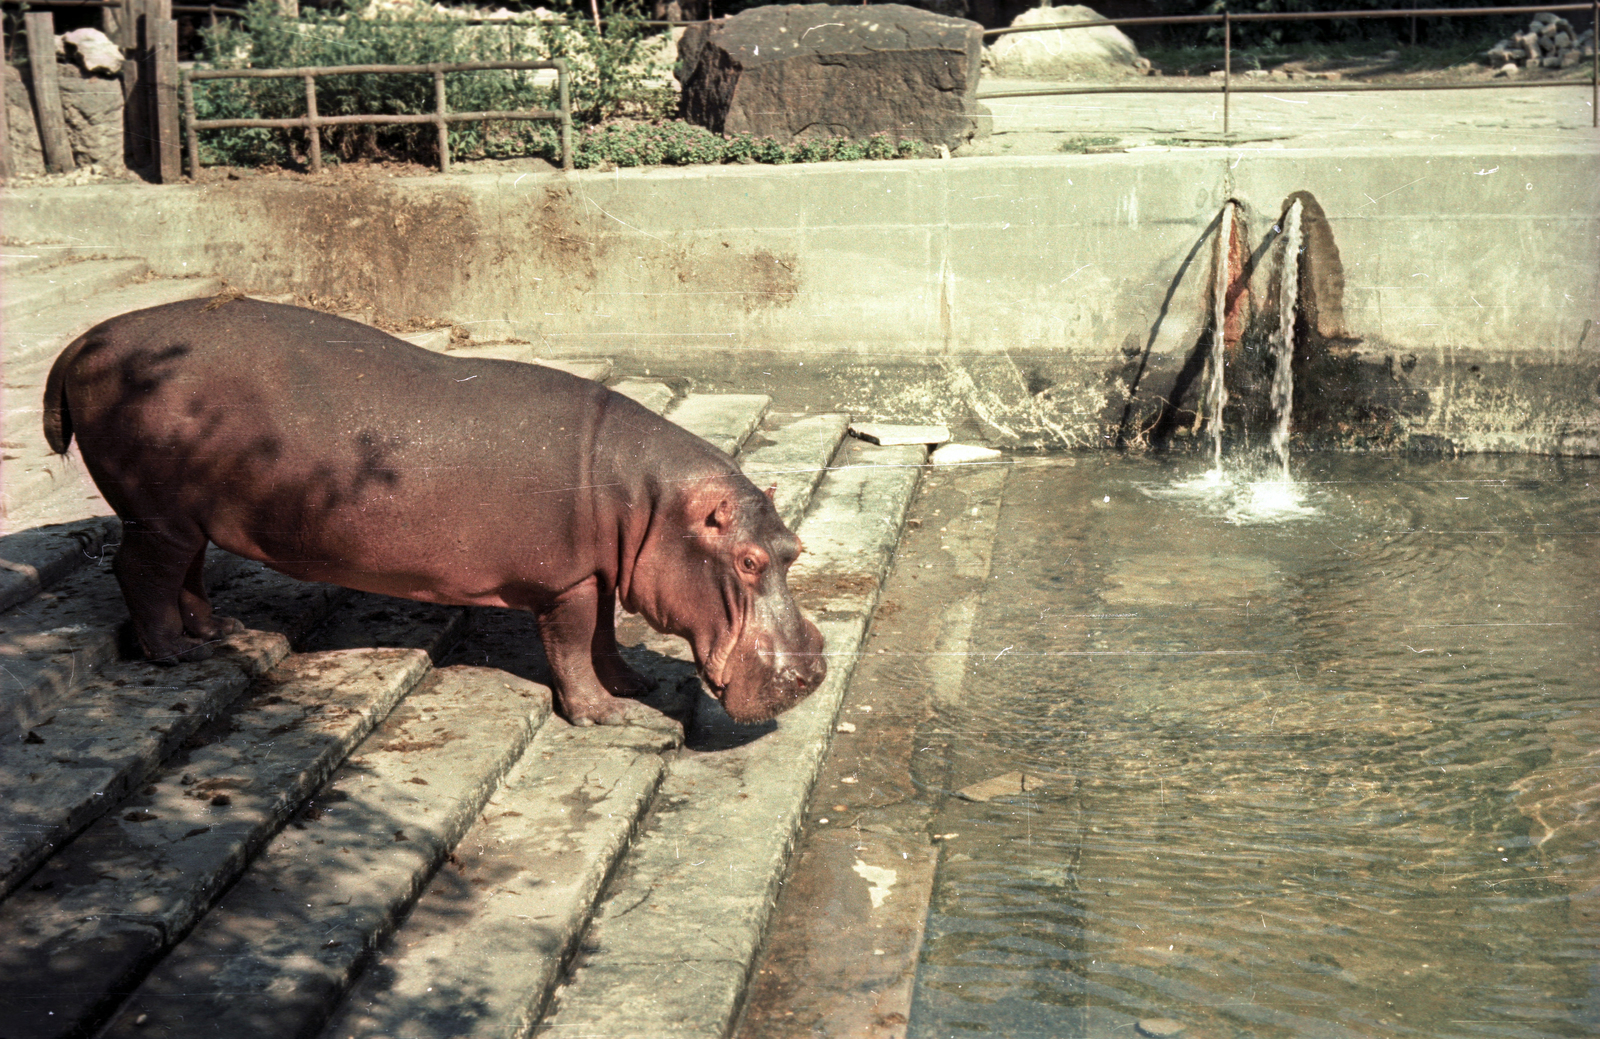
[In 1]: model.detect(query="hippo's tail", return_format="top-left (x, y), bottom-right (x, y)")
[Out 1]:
top-left (42, 335), bottom-right (86, 454)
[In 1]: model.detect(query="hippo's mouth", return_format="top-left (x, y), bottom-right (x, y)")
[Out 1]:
top-left (698, 609), bottom-right (743, 703)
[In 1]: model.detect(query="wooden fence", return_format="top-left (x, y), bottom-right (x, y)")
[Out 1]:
top-left (182, 61), bottom-right (574, 174)
top-left (1, 2), bottom-right (570, 180)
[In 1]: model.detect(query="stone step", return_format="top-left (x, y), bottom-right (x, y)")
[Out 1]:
top-left (0, 647), bottom-right (436, 1039)
top-left (0, 549), bottom-right (337, 740)
top-left (0, 258), bottom-right (149, 324)
top-left (96, 665), bottom-right (554, 1039)
top-left (535, 440), bottom-right (926, 1039)
top-left (610, 377), bottom-right (676, 415)
top-left (0, 515), bottom-right (117, 614)
top-left (322, 722), bottom-right (676, 1039)
top-left (0, 557), bottom-right (347, 899)
top-left (0, 246), bottom-right (103, 278)
top-left (665, 393), bottom-right (773, 458)
top-left (740, 413), bottom-right (850, 531)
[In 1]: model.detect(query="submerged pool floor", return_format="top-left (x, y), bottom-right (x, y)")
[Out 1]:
top-left (741, 452), bottom-right (1600, 1039)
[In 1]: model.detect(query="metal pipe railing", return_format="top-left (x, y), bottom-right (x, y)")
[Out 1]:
top-left (978, 2), bottom-right (1600, 129)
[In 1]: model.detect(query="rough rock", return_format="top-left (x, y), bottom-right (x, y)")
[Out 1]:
top-left (1487, 16), bottom-right (1590, 70)
top-left (62, 28), bottom-right (124, 75)
top-left (4, 65), bottom-right (45, 176)
top-left (986, 5), bottom-right (1142, 80)
top-left (59, 64), bottom-right (125, 172)
top-left (676, 4), bottom-right (987, 149)
top-left (4, 62), bottom-right (124, 176)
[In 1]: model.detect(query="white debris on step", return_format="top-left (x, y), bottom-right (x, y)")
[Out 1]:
top-left (851, 858), bottom-right (898, 908)
top-left (930, 442), bottom-right (1003, 466)
top-left (848, 422), bottom-right (950, 447)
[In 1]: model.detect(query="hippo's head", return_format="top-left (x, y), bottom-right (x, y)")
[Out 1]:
top-left (629, 474), bottom-right (826, 723)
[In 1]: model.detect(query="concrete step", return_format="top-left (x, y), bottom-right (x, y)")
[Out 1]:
top-left (740, 413), bottom-right (850, 531)
top-left (0, 258), bottom-right (149, 324)
top-left (96, 665), bottom-right (554, 1039)
top-left (665, 393), bottom-right (772, 458)
top-left (610, 377), bottom-right (676, 415)
top-left (0, 549), bottom-right (339, 741)
top-left (0, 515), bottom-right (117, 614)
top-left (323, 722), bottom-right (676, 1039)
top-left (0, 557), bottom-right (348, 899)
top-left (537, 439), bottom-right (925, 1039)
top-left (0, 245), bottom-right (104, 278)
top-left (0, 647), bottom-right (436, 1039)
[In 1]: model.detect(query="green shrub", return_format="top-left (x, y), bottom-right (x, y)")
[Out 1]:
top-left (569, 123), bottom-right (928, 169)
top-left (191, 0), bottom-right (670, 167)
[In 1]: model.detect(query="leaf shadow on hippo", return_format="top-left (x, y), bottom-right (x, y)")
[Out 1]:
top-left (42, 297), bottom-right (827, 728)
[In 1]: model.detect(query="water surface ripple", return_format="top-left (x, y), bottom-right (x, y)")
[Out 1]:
top-left (910, 454), bottom-right (1600, 1039)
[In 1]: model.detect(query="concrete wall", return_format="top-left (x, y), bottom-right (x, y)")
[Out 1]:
top-left (5, 142), bottom-right (1597, 453)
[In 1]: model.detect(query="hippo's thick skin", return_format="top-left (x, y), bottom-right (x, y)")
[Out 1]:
top-left (43, 298), bottom-right (826, 726)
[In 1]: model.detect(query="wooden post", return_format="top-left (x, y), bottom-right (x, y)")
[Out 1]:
top-left (1222, 9), bottom-right (1231, 136)
top-left (434, 68), bottom-right (450, 173)
top-left (24, 12), bottom-right (76, 174)
top-left (122, 0), bottom-right (152, 172)
top-left (303, 73), bottom-right (321, 173)
top-left (151, 14), bottom-right (182, 181)
top-left (0, 49), bottom-right (11, 181)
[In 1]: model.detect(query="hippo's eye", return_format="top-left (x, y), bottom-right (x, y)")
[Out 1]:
top-left (741, 555), bottom-right (761, 573)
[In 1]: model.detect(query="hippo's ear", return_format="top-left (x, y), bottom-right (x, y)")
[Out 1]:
top-left (696, 497), bottom-right (735, 535)
top-left (763, 484), bottom-right (777, 502)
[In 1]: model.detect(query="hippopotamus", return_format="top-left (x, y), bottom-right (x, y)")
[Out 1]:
top-left (43, 297), bottom-right (826, 726)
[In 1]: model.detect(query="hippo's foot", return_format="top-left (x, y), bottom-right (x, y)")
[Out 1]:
top-left (559, 686), bottom-right (677, 729)
top-left (145, 633), bottom-right (224, 665)
top-left (187, 614), bottom-right (246, 640)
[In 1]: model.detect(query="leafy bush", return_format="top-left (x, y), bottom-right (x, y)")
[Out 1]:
top-left (570, 124), bottom-right (925, 169)
top-left (191, 0), bottom-right (671, 167)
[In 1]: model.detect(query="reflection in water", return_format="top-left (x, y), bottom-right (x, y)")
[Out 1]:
top-left (909, 454), bottom-right (1600, 1039)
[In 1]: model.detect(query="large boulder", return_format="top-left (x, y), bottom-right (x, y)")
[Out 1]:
top-left (676, 4), bottom-right (987, 149)
top-left (987, 5), bottom-right (1143, 80)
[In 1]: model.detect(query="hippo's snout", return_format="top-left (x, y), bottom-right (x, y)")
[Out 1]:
top-left (716, 613), bottom-right (826, 725)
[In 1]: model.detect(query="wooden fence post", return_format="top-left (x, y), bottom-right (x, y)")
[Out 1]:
top-left (151, 12), bottom-right (182, 181)
top-left (121, 0), bottom-right (152, 172)
top-left (24, 12), bottom-right (76, 174)
top-left (0, 64), bottom-right (10, 181)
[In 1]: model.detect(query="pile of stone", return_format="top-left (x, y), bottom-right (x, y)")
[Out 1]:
top-left (1485, 11), bottom-right (1595, 72)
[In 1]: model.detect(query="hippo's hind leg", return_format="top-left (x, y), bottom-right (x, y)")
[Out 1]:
top-left (179, 542), bottom-right (245, 641)
top-left (113, 520), bottom-right (231, 663)
top-left (536, 577), bottom-right (657, 727)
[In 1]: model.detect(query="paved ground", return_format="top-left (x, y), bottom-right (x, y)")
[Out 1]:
top-left (969, 73), bottom-right (1597, 155)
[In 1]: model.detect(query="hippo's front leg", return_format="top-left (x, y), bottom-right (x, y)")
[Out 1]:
top-left (536, 577), bottom-right (658, 726)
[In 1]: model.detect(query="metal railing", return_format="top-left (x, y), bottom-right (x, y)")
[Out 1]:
top-left (181, 60), bottom-right (573, 175)
top-left (978, 2), bottom-right (1600, 130)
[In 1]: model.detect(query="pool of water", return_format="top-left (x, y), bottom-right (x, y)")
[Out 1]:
top-left (907, 453), bottom-right (1600, 1039)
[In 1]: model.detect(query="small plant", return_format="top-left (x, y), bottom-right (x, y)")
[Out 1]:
top-left (1059, 135), bottom-right (1121, 154)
